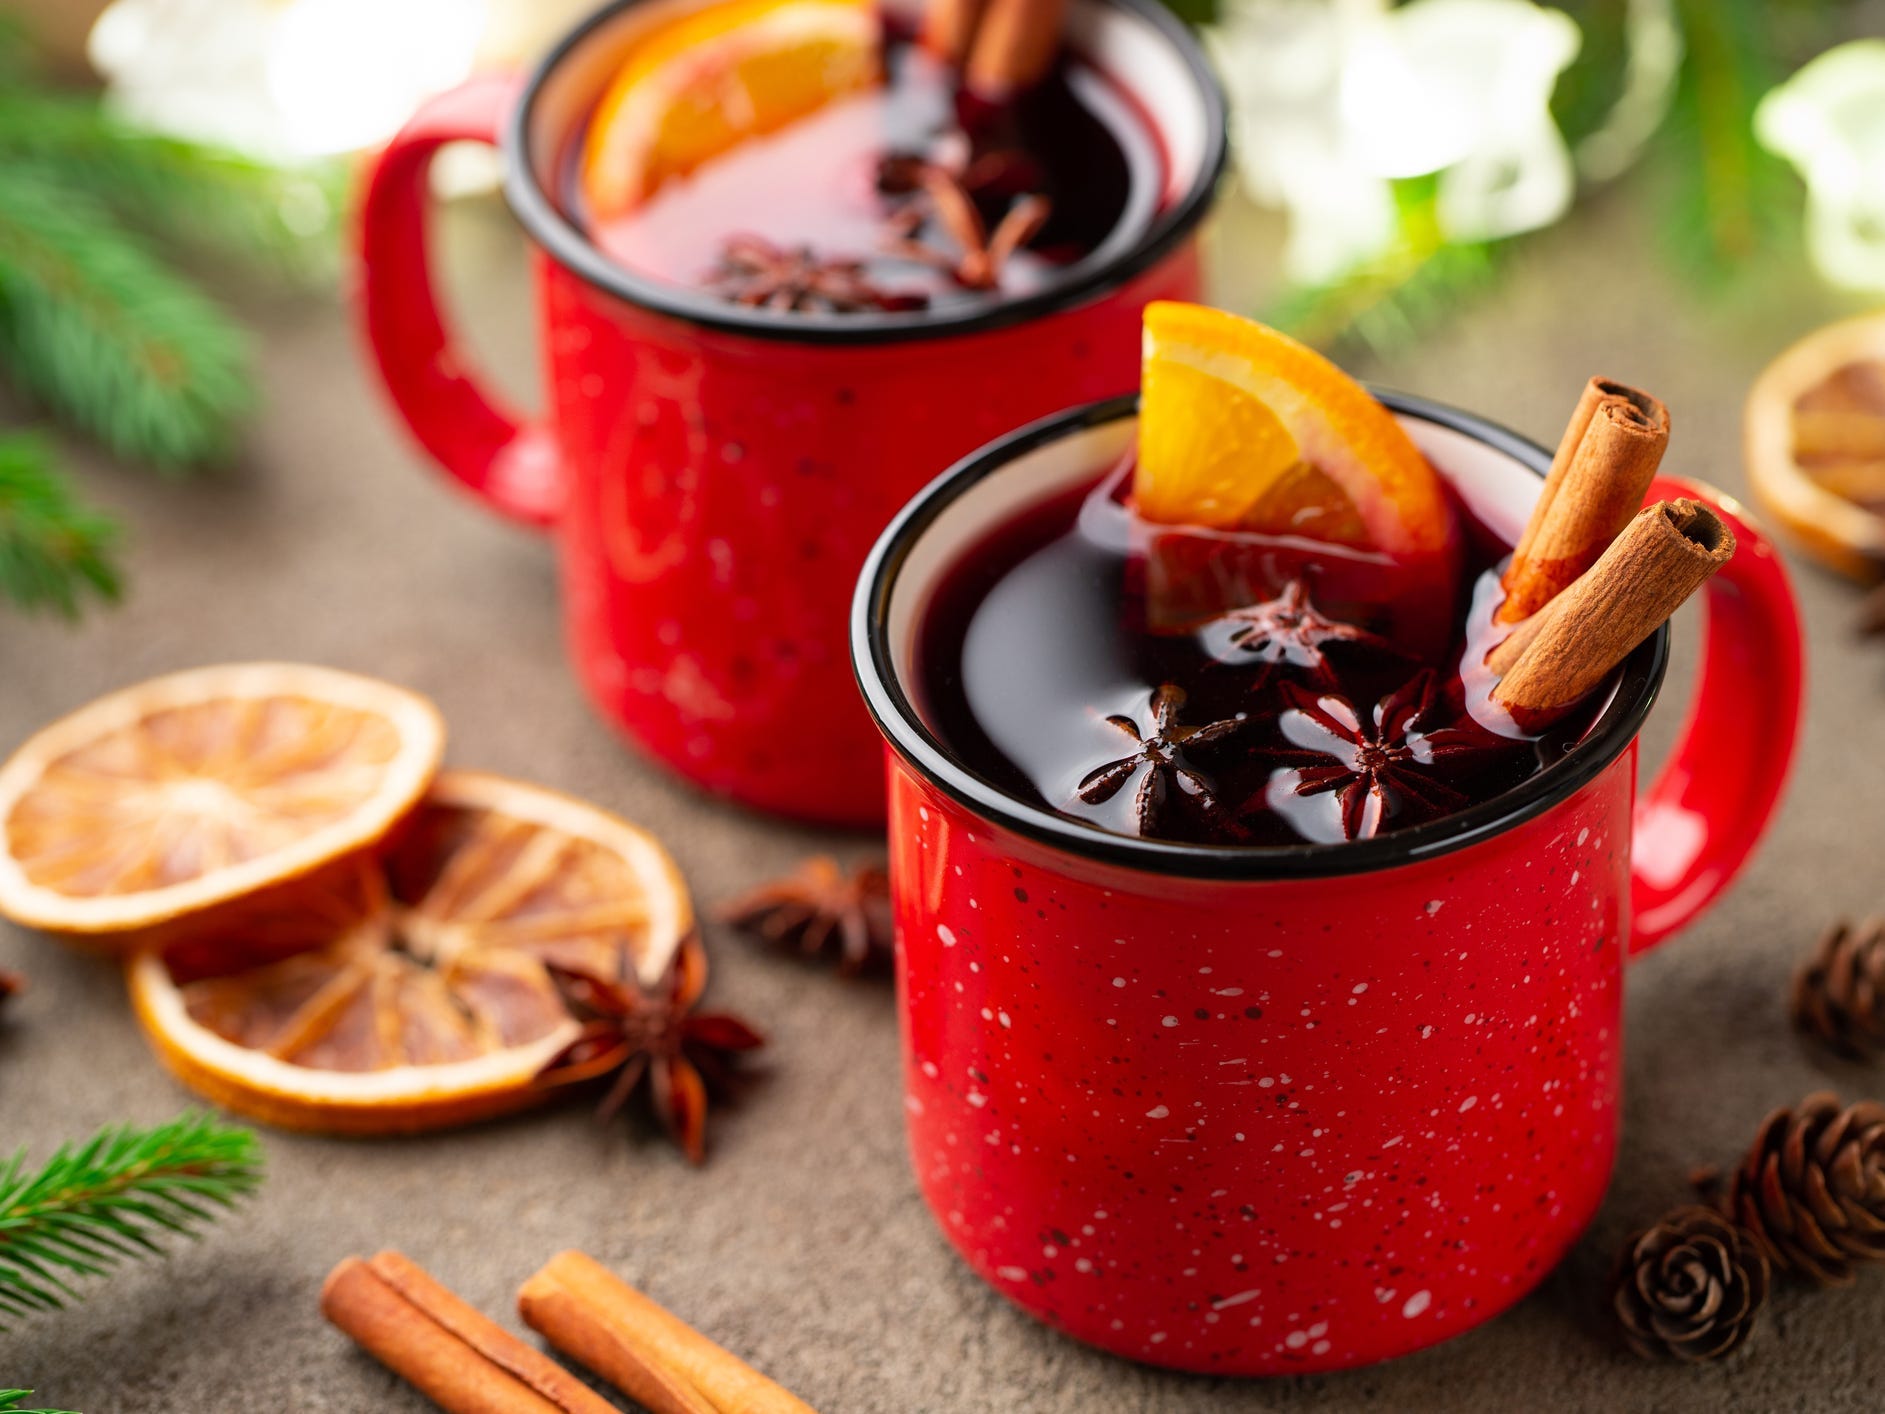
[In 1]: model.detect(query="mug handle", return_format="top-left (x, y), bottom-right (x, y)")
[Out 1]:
top-left (355, 73), bottom-right (562, 529)
top-left (1629, 474), bottom-right (1803, 954)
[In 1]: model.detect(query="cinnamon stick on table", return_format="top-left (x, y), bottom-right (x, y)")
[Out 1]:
top-left (322, 1252), bottom-right (622, 1414)
top-left (521, 1251), bottom-right (817, 1414)
top-left (1498, 378), bottom-right (1671, 623)
top-left (1490, 498), bottom-right (1735, 716)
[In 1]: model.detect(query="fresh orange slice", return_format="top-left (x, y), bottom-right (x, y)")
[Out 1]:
top-left (127, 771), bottom-right (693, 1135)
top-left (0, 664), bottom-right (443, 943)
top-left (1746, 309), bottom-right (1885, 581)
top-left (579, 0), bottom-right (882, 219)
top-left (1135, 302), bottom-right (1457, 556)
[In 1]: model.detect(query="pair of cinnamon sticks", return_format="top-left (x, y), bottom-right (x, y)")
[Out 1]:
top-left (323, 1250), bottom-right (813, 1414)
top-left (924, 0), bottom-right (1068, 96)
top-left (1488, 377), bottom-right (1735, 718)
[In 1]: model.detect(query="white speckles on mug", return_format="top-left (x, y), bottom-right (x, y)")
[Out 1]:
top-left (888, 754), bottom-right (1631, 1374)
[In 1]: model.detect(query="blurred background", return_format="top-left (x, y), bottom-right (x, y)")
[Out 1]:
top-left (0, 0), bottom-right (1883, 623)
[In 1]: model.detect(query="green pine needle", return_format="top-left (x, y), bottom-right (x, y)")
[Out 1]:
top-left (1266, 239), bottom-right (1506, 357)
top-left (0, 88), bottom-right (340, 284)
top-left (0, 16), bottom-right (334, 488)
top-left (0, 435), bottom-right (122, 619)
top-left (1265, 174), bottom-right (1508, 356)
top-left (0, 164), bottom-right (254, 472)
top-left (0, 1391), bottom-right (80, 1414)
top-left (1652, 0), bottom-right (1787, 284)
top-left (0, 1111), bottom-right (264, 1333)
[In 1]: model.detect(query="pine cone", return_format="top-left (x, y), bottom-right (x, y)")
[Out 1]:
top-left (1794, 919), bottom-right (1885, 1059)
top-left (1727, 1091), bottom-right (1885, 1285)
top-left (1612, 1205), bottom-right (1769, 1362)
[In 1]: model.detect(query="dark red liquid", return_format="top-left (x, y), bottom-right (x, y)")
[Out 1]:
top-left (917, 459), bottom-right (1609, 846)
top-left (566, 27), bottom-right (1165, 308)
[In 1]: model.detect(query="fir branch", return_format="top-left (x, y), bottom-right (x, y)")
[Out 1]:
top-left (1550, 0), bottom-right (1633, 149)
top-left (0, 165), bottom-right (253, 471)
top-left (1649, 0), bottom-right (1827, 285)
top-left (0, 89), bottom-right (340, 283)
top-left (0, 1391), bottom-right (80, 1414)
top-left (0, 13), bottom-right (35, 85)
top-left (1267, 240), bottom-right (1506, 358)
top-left (0, 1111), bottom-right (264, 1332)
top-left (1265, 176), bottom-right (1507, 356)
top-left (0, 436), bottom-right (123, 619)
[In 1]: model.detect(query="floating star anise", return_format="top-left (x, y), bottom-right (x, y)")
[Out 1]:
top-left (1262, 672), bottom-right (1494, 842)
top-left (876, 153), bottom-right (1051, 291)
top-left (706, 235), bottom-right (929, 314)
top-left (1075, 683), bottom-right (1247, 836)
top-left (718, 856), bottom-right (891, 976)
top-left (535, 936), bottom-right (763, 1165)
top-left (1205, 580), bottom-right (1394, 684)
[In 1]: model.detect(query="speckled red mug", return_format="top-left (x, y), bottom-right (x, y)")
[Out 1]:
top-left (354, 0), bottom-right (1225, 826)
top-left (851, 394), bottom-right (1803, 1374)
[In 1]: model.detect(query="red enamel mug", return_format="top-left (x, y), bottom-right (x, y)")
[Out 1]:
top-left (354, 0), bottom-right (1227, 826)
top-left (851, 393), bottom-right (1803, 1374)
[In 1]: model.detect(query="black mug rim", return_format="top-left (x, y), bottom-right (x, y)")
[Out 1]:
top-left (499, 0), bottom-right (1229, 346)
top-left (851, 391), bottom-right (1671, 881)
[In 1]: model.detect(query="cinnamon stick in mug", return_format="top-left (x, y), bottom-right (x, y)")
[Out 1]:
top-left (322, 1251), bottom-right (621, 1414)
top-left (965, 0), bottom-right (1071, 95)
top-left (520, 1251), bottom-right (817, 1414)
top-left (1498, 378), bottom-right (1670, 623)
top-left (1491, 499), bottom-right (1735, 715)
top-left (922, 0), bottom-right (990, 65)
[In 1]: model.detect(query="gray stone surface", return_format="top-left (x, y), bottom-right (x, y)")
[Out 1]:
top-left (5, 191), bottom-right (1884, 1411)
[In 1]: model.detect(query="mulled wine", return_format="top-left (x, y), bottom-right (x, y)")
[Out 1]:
top-left (562, 12), bottom-right (1165, 312)
top-left (916, 458), bottom-right (1610, 847)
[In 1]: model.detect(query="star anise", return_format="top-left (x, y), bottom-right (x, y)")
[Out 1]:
top-left (1860, 583), bottom-right (1885, 637)
top-left (705, 235), bottom-right (929, 314)
top-left (534, 936), bottom-right (763, 1165)
top-left (1261, 672), bottom-right (1494, 842)
top-left (1204, 580), bottom-right (1394, 684)
top-left (717, 856), bottom-right (891, 976)
top-left (876, 153), bottom-right (1051, 291)
top-left (1074, 683), bottom-right (1247, 836)
top-left (0, 969), bottom-right (20, 1015)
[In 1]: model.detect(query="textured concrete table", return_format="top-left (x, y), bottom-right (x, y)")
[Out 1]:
top-left (6, 194), bottom-right (1882, 1411)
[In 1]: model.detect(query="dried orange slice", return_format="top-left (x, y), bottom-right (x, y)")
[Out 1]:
top-left (579, 0), bottom-right (882, 219)
top-left (127, 772), bottom-right (693, 1135)
top-left (1135, 302), bottom-right (1457, 557)
top-left (1746, 310), bottom-right (1885, 580)
top-left (0, 664), bottom-right (443, 943)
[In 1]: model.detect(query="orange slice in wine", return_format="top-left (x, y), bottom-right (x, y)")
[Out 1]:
top-left (1745, 310), bottom-right (1885, 580)
top-left (127, 772), bottom-right (693, 1135)
top-left (1135, 302), bottom-right (1457, 556)
top-left (579, 0), bottom-right (882, 219)
top-left (0, 664), bottom-right (443, 944)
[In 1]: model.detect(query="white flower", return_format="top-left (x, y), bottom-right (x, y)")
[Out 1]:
top-left (1756, 40), bottom-right (1885, 292)
top-left (1208, 0), bottom-right (1588, 278)
top-left (89, 0), bottom-right (487, 160)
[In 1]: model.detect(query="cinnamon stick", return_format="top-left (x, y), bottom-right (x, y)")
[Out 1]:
top-left (520, 1251), bottom-right (816, 1414)
top-left (1498, 378), bottom-right (1670, 623)
top-left (1490, 499), bottom-right (1735, 714)
top-left (964, 0), bottom-right (1070, 96)
top-left (321, 1252), bottom-right (621, 1414)
top-left (922, 0), bottom-right (991, 66)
